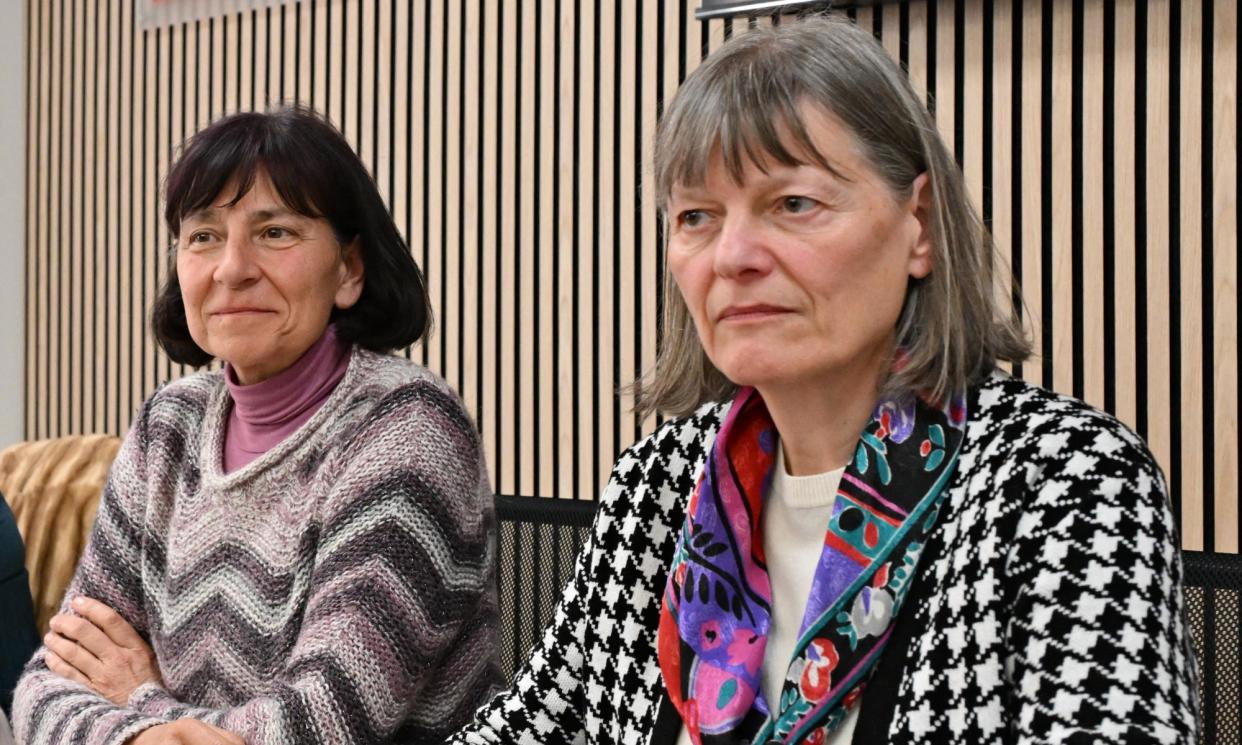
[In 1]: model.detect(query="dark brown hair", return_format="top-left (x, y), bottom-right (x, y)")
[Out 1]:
top-left (152, 105), bottom-right (432, 365)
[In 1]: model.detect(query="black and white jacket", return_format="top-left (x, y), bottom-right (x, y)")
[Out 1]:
top-left (454, 373), bottom-right (1199, 744)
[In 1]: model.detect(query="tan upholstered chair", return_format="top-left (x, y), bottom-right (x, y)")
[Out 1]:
top-left (0, 435), bottom-right (121, 634)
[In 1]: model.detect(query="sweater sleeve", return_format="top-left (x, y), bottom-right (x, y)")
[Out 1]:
top-left (126, 380), bottom-right (503, 744)
top-left (11, 402), bottom-right (170, 745)
top-left (1004, 411), bottom-right (1199, 744)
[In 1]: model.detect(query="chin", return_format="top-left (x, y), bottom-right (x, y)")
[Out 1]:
top-left (714, 358), bottom-right (794, 390)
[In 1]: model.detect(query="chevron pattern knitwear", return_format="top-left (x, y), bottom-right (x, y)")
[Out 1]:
top-left (12, 349), bottom-right (502, 744)
top-left (452, 372), bottom-right (1199, 744)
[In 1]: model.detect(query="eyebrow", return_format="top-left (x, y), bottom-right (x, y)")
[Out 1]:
top-left (182, 206), bottom-right (303, 224)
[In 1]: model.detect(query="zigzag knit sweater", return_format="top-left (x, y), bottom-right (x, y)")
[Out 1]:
top-left (13, 348), bottom-right (502, 744)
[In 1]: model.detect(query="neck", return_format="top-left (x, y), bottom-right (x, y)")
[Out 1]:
top-left (759, 348), bottom-right (889, 477)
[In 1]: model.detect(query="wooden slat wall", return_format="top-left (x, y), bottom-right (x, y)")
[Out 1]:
top-left (23, 0), bottom-right (1239, 553)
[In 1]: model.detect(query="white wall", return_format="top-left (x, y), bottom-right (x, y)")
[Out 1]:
top-left (0, 1), bottom-right (25, 447)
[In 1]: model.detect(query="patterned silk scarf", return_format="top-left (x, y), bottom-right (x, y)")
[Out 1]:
top-left (657, 384), bottom-right (967, 745)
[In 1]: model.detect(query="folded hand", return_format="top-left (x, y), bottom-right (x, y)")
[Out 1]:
top-left (128, 719), bottom-right (245, 745)
top-left (43, 595), bottom-right (162, 706)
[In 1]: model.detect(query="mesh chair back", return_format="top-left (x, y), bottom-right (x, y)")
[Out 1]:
top-left (495, 495), bottom-right (598, 682)
top-left (1184, 550), bottom-right (1241, 745)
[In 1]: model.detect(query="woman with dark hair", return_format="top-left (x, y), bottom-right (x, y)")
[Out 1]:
top-left (452, 15), bottom-right (1197, 745)
top-left (13, 106), bottom-right (501, 744)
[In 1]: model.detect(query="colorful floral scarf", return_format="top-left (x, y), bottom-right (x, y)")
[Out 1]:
top-left (657, 384), bottom-right (966, 744)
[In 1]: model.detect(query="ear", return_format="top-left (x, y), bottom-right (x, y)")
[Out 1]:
top-left (334, 239), bottom-right (365, 310)
top-left (906, 172), bottom-right (934, 280)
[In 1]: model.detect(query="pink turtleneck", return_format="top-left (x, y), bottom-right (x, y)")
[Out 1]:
top-left (222, 325), bottom-right (352, 473)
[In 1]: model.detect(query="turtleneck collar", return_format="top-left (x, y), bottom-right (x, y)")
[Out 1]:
top-left (221, 325), bottom-right (352, 473)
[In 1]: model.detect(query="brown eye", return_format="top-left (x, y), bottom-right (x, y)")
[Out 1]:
top-left (262, 226), bottom-right (292, 240)
top-left (781, 196), bottom-right (817, 214)
top-left (183, 231), bottom-right (216, 248)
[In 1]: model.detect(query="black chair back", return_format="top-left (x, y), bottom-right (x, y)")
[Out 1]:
top-left (1183, 550), bottom-right (1241, 745)
top-left (495, 495), bottom-right (598, 682)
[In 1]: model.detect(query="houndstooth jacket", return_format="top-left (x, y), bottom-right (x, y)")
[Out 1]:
top-left (453, 372), bottom-right (1200, 744)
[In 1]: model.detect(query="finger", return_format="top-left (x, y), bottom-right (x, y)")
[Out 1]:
top-left (179, 720), bottom-right (244, 745)
top-left (72, 596), bottom-right (147, 648)
top-left (43, 649), bottom-right (92, 688)
top-left (49, 612), bottom-right (119, 660)
top-left (43, 631), bottom-right (102, 678)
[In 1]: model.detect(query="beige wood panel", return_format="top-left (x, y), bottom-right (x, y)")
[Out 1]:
top-left (1081, 0), bottom-right (1105, 411)
top-left (962, 0), bottom-right (984, 216)
top-left (1050, 0), bottom-right (1073, 397)
top-left (1212, 0), bottom-right (1238, 552)
top-left (20, 0), bottom-right (1240, 551)
top-left (575, 0), bottom-right (597, 503)
top-left (1145, 0), bottom-right (1174, 513)
top-left (536, 0), bottom-right (556, 496)
top-left (1179, 0), bottom-right (1205, 550)
top-left (991, 0), bottom-right (1015, 376)
top-left (479, 0), bottom-right (499, 494)
top-left (616, 0), bottom-right (636, 456)
top-left (1113, 0), bottom-right (1139, 431)
top-left (517, 0), bottom-right (536, 498)
top-left (1020, 0), bottom-right (1043, 383)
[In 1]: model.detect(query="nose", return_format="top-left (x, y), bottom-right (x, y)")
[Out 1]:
top-left (212, 233), bottom-right (262, 287)
top-left (712, 213), bottom-right (775, 280)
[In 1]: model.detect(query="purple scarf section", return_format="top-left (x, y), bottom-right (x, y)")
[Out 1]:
top-left (658, 384), bottom-right (967, 745)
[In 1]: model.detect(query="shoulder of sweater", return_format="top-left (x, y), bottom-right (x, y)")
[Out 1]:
top-left (341, 348), bottom-right (464, 408)
top-left (963, 371), bottom-right (1166, 498)
top-left (138, 369), bottom-right (224, 426)
top-left (323, 349), bottom-right (484, 464)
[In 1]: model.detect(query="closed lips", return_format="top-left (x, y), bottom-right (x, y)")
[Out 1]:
top-left (717, 304), bottom-right (793, 321)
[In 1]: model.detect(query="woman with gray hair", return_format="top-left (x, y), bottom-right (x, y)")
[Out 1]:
top-left (455, 15), bottom-right (1197, 745)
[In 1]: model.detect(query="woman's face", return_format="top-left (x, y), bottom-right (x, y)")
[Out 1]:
top-left (666, 106), bottom-right (933, 395)
top-left (176, 171), bottom-right (364, 384)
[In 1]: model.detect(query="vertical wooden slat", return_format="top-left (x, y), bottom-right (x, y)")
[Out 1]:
top-left (576, 0), bottom-right (596, 500)
top-left (934, 0), bottom-right (955, 152)
top-left (462, 0), bottom-right (481, 442)
top-left (1113, 0), bottom-right (1139, 430)
top-left (1082, 0), bottom-right (1106, 411)
top-left (638, 0), bottom-right (663, 440)
top-left (907, 2), bottom-right (928, 99)
top-left (83, 0), bottom-right (98, 434)
top-left (595, 0), bottom-right (616, 493)
top-left (1212, 0), bottom-right (1237, 552)
top-left (1050, 0), bottom-right (1073, 397)
top-left (553, 0), bottom-right (573, 498)
top-left (962, 0), bottom-right (983, 211)
top-left (537, 0), bottom-right (556, 493)
top-left (498, 0), bottom-right (517, 495)
top-left (519, 0), bottom-right (537, 498)
top-left (1145, 0), bottom-right (1174, 507)
top-left (1020, 0), bottom-right (1044, 380)
top-left (991, 0), bottom-right (1014, 377)
top-left (616, 0), bottom-right (636, 455)
top-left (1178, 0), bottom-right (1205, 549)
top-left (480, 0), bottom-right (499, 489)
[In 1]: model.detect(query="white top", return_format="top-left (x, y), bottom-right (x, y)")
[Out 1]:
top-left (676, 446), bottom-right (859, 744)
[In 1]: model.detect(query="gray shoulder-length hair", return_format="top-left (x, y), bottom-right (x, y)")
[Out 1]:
top-left (635, 14), bottom-right (1030, 419)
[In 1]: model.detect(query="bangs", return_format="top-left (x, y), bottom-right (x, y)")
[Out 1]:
top-left (164, 114), bottom-right (343, 239)
top-left (656, 47), bottom-right (842, 207)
